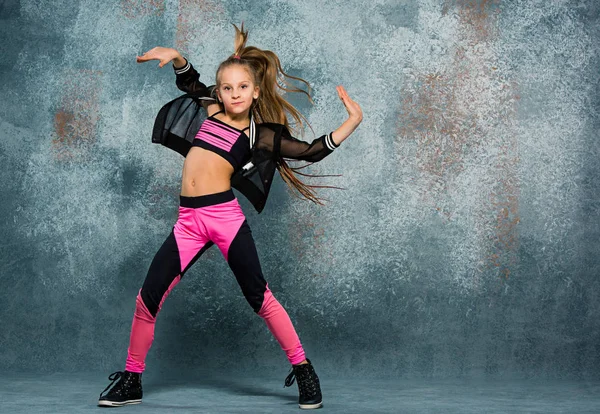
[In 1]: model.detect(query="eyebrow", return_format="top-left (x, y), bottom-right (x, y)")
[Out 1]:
top-left (220, 81), bottom-right (251, 86)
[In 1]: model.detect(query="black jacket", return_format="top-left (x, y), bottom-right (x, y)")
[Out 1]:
top-left (151, 58), bottom-right (339, 213)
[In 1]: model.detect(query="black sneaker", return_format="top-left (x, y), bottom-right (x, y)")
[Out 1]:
top-left (284, 359), bottom-right (323, 409)
top-left (98, 371), bottom-right (143, 407)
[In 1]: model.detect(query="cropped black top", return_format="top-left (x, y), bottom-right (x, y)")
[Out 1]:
top-left (151, 58), bottom-right (340, 213)
top-left (192, 111), bottom-right (251, 172)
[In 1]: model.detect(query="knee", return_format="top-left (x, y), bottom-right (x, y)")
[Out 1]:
top-left (246, 290), bottom-right (266, 313)
top-left (257, 288), bottom-right (280, 317)
top-left (140, 286), bottom-right (161, 318)
top-left (238, 279), bottom-right (269, 313)
top-left (134, 291), bottom-right (155, 322)
top-left (140, 276), bottom-right (179, 318)
top-left (241, 285), bottom-right (272, 314)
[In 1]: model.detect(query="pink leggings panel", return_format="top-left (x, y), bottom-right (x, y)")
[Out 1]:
top-left (259, 286), bottom-right (306, 365)
top-left (175, 199), bottom-right (246, 268)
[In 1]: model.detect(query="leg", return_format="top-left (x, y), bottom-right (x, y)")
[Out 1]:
top-left (223, 220), bottom-right (322, 409)
top-left (126, 208), bottom-right (213, 373)
top-left (99, 198), bottom-right (216, 407)
top-left (223, 220), bottom-right (306, 365)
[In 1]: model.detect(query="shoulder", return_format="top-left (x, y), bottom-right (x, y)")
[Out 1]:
top-left (257, 122), bottom-right (291, 137)
top-left (257, 122), bottom-right (284, 130)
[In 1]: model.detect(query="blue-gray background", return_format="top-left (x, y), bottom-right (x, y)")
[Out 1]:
top-left (0, 0), bottom-right (598, 379)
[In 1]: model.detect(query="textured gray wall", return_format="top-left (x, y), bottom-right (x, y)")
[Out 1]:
top-left (1, 0), bottom-right (599, 379)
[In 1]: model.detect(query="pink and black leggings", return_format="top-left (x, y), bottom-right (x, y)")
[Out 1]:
top-left (125, 189), bottom-right (306, 373)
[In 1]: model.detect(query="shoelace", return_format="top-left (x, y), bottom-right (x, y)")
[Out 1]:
top-left (284, 369), bottom-right (296, 388)
top-left (99, 371), bottom-right (123, 398)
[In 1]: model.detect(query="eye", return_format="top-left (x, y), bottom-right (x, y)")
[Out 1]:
top-left (223, 86), bottom-right (231, 91)
top-left (241, 85), bottom-right (248, 89)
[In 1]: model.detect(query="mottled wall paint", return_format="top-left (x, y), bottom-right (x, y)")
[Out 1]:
top-left (398, 0), bottom-right (520, 284)
top-left (121, 0), bottom-right (165, 18)
top-left (52, 69), bottom-right (103, 161)
top-left (0, 0), bottom-right (599, 379)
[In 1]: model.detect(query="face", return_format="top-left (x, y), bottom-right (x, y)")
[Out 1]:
top-left (217, 65), bottom-right (259, 116)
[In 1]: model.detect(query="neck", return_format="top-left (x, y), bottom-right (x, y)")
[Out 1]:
top-left (223, 109), bottom-right (251, 124)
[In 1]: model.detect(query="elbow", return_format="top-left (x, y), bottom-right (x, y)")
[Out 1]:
top-left (304, 153), bottom-right (328, 163)
top-left (175, 82), bottom-right (189, 93)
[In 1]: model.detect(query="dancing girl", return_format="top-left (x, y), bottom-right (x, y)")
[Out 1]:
top-left (98, 24), bottom-right (362, 410)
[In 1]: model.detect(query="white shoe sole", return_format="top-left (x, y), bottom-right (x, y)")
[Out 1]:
top-left (299, 401), bottom-right (323, 409)
top-left (98, 399), bottom-right (142, 407)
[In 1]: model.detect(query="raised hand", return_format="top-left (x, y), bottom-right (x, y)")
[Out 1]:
top-left (330, 86), bottom-right (362, 146)
top-left (336, 85), bottom-right (362, 124)
top-left (136, 47), bottom-right (183, 68)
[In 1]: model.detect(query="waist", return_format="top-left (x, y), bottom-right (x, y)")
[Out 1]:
top-left (179, 189), bottom-right (235, 208)
top-left (181, 147), bottom-right (236, 196)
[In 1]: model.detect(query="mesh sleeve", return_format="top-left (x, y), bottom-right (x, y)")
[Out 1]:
top-left (173, 58), bottom-right (213, 97)
top-left (279, 127), bottom-right (339, 162)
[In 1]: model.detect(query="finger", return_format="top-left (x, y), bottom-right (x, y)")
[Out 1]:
top-left (137, 51), bottom-right (157, 61)
top-left (343, 92), bottom-right (356, 106)
top-left (345, 95), bottom-right (356, 106)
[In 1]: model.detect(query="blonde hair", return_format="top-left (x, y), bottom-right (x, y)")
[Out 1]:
top-left (216, 24), bottom-right (339, 205)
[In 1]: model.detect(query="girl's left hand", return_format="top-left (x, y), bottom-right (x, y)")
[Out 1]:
top-left (330, 86), bottom-right (362, 146)
top-left (336, 86), bottom-right (363, 124)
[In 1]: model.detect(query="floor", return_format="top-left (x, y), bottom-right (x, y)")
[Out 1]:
top-left (1, 373), bottom-right (599, 413)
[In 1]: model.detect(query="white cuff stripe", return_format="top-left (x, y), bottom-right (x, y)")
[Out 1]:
top-left (324, 133), bottom-right (337, 150)
top-left (174, 61), bottom-right (190, 74)
top-left (325, 134), bottom-right (334, 150)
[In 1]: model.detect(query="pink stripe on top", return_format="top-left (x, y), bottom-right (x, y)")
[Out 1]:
top-left (196, 133), bottom-right (231, 152)
top-left (194, 119), bottom-right (242, 152)
top-left (204, 118), bottom-right (240, 135)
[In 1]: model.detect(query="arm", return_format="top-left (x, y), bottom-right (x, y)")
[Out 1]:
top-left (279, 85), bottom-right (362, 162)
top-left (279, 128), bottom-right (339, 162)
top-left (170, 55), bottom-right (220, 113)
top-left (136, 47), bottom-right (215, 97)
top-left (171, 56), bottom-right (213, 96)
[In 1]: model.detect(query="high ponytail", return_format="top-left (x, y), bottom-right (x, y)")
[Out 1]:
top-left (232, 23), bottom-right (249, 58)
top-left (216, 24), bottom-right (338, 205)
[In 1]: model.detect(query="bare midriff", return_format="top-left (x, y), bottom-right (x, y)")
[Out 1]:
top-left (180, 146), bottom-right (234, 196)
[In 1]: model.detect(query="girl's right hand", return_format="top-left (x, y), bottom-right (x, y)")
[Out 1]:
top-left (136, 47), bottom-right (182, 68)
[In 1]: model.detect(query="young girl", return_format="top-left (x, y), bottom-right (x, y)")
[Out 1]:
top-left (98, 25), bottom-right (362, 410)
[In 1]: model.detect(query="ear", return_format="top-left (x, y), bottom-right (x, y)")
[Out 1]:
top-left (253, 85), bottom-right (260, 100)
